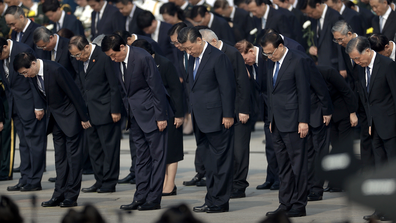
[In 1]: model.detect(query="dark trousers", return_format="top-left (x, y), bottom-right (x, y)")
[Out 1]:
top-left (232, 119), bottom-right (252, 191)
top-left (13, 108), bottom-right (47, 187)
top-left (307, 123), bottom-right (330, 195)
top-left (130, 117), bottom-right (167, 204)
top-left (86, 121), bottom-right (121, 190)
top-left (193, 117), bottom-right (234, 207)
top-left (194, 144), bottom-right (206, 178)
top-left (272, 122), bottom-right (307, 211)
top-left (358, 102), bottom-right (374, 169)
top-left (0, 93), bottom-right (15, 179)
top-left (52, 118), bottom-right (83, 201)
top-left (371, 123), bottom-right (396, 167)
top-left (264, 122), bottom-right (278, 184)
top-left (128, 134), bottom-right (137, 178)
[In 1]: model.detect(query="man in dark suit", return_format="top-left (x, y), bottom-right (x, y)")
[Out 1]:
top-left (32, 27), bottom-right (78, 80)
top-left (190, 5), bottom-right (236, 45)
top-left (325, 0), bottom-right (364, 36)
top-left (246, 0), bottom-right (293, 41)
top-left (299, 0), bottom-right (345, 73)
top-left (13, 52), bottom-right (90, 207)
top-left (5, 6), bottom-right (41, 50)
top-left (200, 28), bottom-right (251, 199)
top-left (369, 33), bottom-right (396, 61)
top-left (370, 0), bottom-right (396, 41)
top-left (213, 0), bottom-right (255, 42)
top-left (114, 0), bottom-right (145, 36)
top-left (88, 0), bottom-right (125, 40)
top-left (69, 35), bottom-right (122, 193)
top-left (42, 0), bottom-right (84, 36)
top-left (102, 34), bottom-right (170, 211)
top-left (0, 38), bottom-right (47, 191)
top-left (346, 36), bottom-right (396, 221)
top-left (178, 27), bottom-right (236, 213)
top-left (262, 33), bottom-right (310, 217)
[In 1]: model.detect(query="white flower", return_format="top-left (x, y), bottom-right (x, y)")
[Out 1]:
top-left (46, 24), bottom-right (54, 30)
top-left (303, 20), bottom-right (311, 29)
top-left (250, 28), bottom-right (258, 35)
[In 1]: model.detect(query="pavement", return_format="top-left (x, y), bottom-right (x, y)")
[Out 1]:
top-left (0, 122), bottom-right (382, 223)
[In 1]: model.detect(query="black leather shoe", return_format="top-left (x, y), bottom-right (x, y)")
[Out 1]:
top-left (230, 190), bottom-right (246, 199)
top-left (81, 186), bottom-right (99, 193)
top-left (266, 207), bottom-right (287, 216)
top-left (183, 174), bottom-right (202, 186)
top-left (60, 199), bottom-right (77, 207)
top-left (206, 203), bottom-right (229, 213)
top-left (118, 174), bottom-right (136, 184)
top-left (138, 202), bottom-right (161, 211)
top-left (41, 197), bottom-right (63, 207)
top-left (257, 182), bottom-right (273, 190)
top-left (270, 181), bottom-right (280, 190)
top-left (20, 184), bottom-right (42, 192)
top-left (7, 183), bottom-right (25, 191)
top-left (193, 204), bottom-right (208, 212)
top-left (363, 211), bottom-right (390, 221)
top-left (48, 177), bottom-right (56, 182)
top-left (97, 188), bottom-right (115, 193)
top-left (162, 186), bottom-right (177, 196)
top-left (287, 209), bottom-right (306, 217)
top-left (120, 200), bottom-right (145, 210)
top-left (14, 166), bottom-right (20, 173)
top-left (307, 192), bottom-right (323, 201)
top-left (196, 177), bottom-right (206, 187)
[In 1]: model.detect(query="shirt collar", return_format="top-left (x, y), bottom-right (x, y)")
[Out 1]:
top-left (368, 50), bottom-right (376, 71)
top-left (22, 19), bottom-right (31, 33)
top-left (293, 0), bottom-right (298, 8)
top-left (7, 39), bottom-right (13, 58)
top-left (288, 4), bottom-right (293, 11)
top-left (382, 5), bottom-right (391, 20)
top-left (278, 47), bottom-right (288, 66)
top-left (390, 41), bottom-right (395, 61)
top-left (181, 1), bottom-right (189, 10)
top-left (2, 4), bottom-right (7, 16)
top-left (340, 3), bottom-right (345, 14)
top-left (219, 40), bottom-right (224, 50)
top-left (356, 5), bottom-right (360, 12)
top-left (58, 10), bottom-right (65, 27)
top-left (255, 46), bottom-right (259, 65)
top-left (208, 13), bottom-right (214, 28)
top-left (87, 43), bottom-right (96, 61)
top-left (230, 7), bottom-right (236, 21)
top-left (197, 0), bottom-right (205, 5)
top-left (99, 1), bottom-right (107, 16)
top-left (198, 41), bottom-right (208, 60)
top-left (128, 4), bottom-right (136, 18)
top-left (123, 45), bottom-right (130, 65)
top-left (263, 5), bottom-right (270, 20)
top-left (273, 4), bottom-right (278, 9)
top-left (37, 59), bottom-right (44, 78)
top-left (54, 34), bottom-right (60, 52)
top-left (321, 4), bottom-right (328, 21)
top-left (152, 20), bottom-right (161, 41)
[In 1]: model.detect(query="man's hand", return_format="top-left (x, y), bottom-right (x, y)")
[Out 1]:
top-left (269, 123), bottom-right (272, 133)
top-left (309, 46), bottom-right (317, 56)
top-left (350, 112), bottom-right (358, 127)
top-left (340, 70), bottom-right (347, 78)
top-left (369, 126), bottom-right (371, 135)
top-left (222, 117), bottom-right (234, 129)
top-left (239, 113), bottom-right (249, 124)
top-left (174, 117), bottom-right (184, 128)
top-left (298, 122), bottom-right (309, 138)
top-left (157, 120), bottom-right (167, 131)
top-left (81, 121), bottom-right (92, 129)
top-left (0, 122), bottom-right (3, 131)
top-left (111, 113), bottom-right (121, 123)
top-left (35, 110), bottom-right (45, 121)
top-left (323, 115), bottom-right (332, 126)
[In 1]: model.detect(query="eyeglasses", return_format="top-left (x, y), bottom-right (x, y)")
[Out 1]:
top-left (70, 52), bottom-right (82, 58)
top-left (262, 47), bottom-right (278, 57)
top-left (332, 37), bottom-right (345, 43)
top-left (170, 41), bottom-right (180, 46)
top-left (18, 70), bottom-right (29, 76)
top-left (36, 44), bottom-right (48, 50)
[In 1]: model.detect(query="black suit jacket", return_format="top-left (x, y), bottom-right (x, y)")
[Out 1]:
top-left (277, 7), bottom-right (304, 47)
top-left (358, 6), bottom-right (375, 32)
top-left (231, 7), bottom-right (255, 42)
top-left (359, 53), bottom-right (396, 139)
top-left (32, 60), bottom-right (89, 137)
top-left (91, 3), bottom-right (125, 39)
top-left (267, 49), bottom-right (310, 132)
top-left (342, 7), bottom-right (364, 36)
top-left (187, 43), bottom-right (235, 133)
top-left (50, 13), bottom-right (84, 36)
top-left (0, 41), bottom-right (44, 120)
top-left (372, 10), bottom-right (396, 41)
top-left (154, 54), bottom-right (184, 117)
top-left (77, 45), bottom-right (121, 125)
top-left (292, 7), bottom-right (309, 50)
top-left (317, 65), bottom-right (357, 122)
top-left (11, 20), bottom-right (41, 51)
top-left (126, 6), bottom-right (145, 35)
top-left (284, 36), bottom-right (305, 52)
top-left (210, 14), bottom-right (236, 45)
top-left (253, 7), bottom-right (292, 40)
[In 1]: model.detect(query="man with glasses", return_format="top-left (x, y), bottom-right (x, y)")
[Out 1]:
top-left (261, 32), bottom-right (310, 218)
top-left (0, 37), bottom-right (47, 192)
top-left (68, 35), bottom-right (122, 194)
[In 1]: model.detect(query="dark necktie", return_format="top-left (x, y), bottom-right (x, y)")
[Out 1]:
top-left (95, 13), bottom-right (100, 34)
top-left (5, 59), bottom-right (10, 82)
top-left (253, 64), bottom-right (258, 80)
top-left (273, 61), bottom-right (280, 88)
top-left (193, 57), bottom-right (200, 80)
top-left (366, 67), bottom-right (371, 93)
top-left (184, 52), bottom-right (189, 73)
top-left (37, 75), bottom-right (45, 95)
top-left (57, 22), bottom-right (61, 31)
top-left (122, 62), bottom-right (127, 82)
top-left (18, 32), bottom-right (23, 42)
top-left (317, 20), bottom-right (321, 38)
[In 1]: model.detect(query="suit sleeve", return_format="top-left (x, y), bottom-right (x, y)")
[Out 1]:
top-left (215, 53), bottom-right (235, 118)
top-left (104, 56), bottom-right (122, 114)
top-left (296, 56), bottom-right (311, 123)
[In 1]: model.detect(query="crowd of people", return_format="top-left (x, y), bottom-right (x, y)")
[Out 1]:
top-left (0, 0), bottom-right (394, 221)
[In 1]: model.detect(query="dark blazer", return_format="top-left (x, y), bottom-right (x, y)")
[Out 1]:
top-left (284, 36), bottom-right (305, 52)
top-left (342, 7), bottom-right (364, 36)
top-left (292, 7), bottom-right (309, 49)
top-left (210, 13), bottom-right (236, 45)
top-left (135, 34), bottom-right (164, 56)
top-left (50, 13), bottom-right (85, 36)
top-left (317, 65), bottom-right (357, 123)
top-left (33, 60), bottom-right (89, 137)
top-left (0, 41), bottom-right (44, 120)
top-left (154, 54), bottom-right (184, 117)
top-left (187, 43), bottom-right (235, 133)
top-left (221, 42), bottom-right (250, 116)
top-left (231, 7), bottom-right (255, 42)
top-left (372, 10), bottom-right (396, 41)
top-left (253, 7), bottom-right (292, 41)
top-left (267, 49), bottom-right (311, 132)
top-left (277, 7), bottom-right (304, 47)
top-left (126, 6), bottom-right (145, 35)
top-left (115, 46), bottom-right (170, 133)
top-left (91, 3), bottom-right (125, 39)
top-left (359, 53), bottom-right (396, 139)
top-left (77, 45), bottom-right (121, 125)
top-left (358, 6), bottom-right (375, 32)
top-left (11, 20), bottom-right (41, 50)
top-left (310, 7), bottom-right (343, 70)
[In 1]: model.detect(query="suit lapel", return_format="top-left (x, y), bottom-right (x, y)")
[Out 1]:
top-left (85, 46), bottom-right (99, 75)
top-left (368, 55), bottom-right (381, 96)
top-left (124, 47), bottom-right (135, 89)
top-left (192, 43), bottom-right (211, 89)
top-left (21, 21), bottom-right (32, 43)
top-left (273, 50), bottom-right (292, 90)
top-left (383, 11), bottom-right (395, 33)
top-left (55, 38), bottom-right (63, 62)
top-left (318, 10), bottom-right (330, 46)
